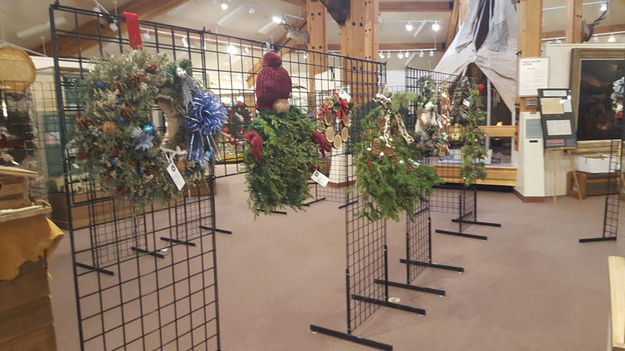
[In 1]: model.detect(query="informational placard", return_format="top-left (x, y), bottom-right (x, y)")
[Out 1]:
top-left (538, 89), bottom-right (577, 149)
top-left (519, 57), bottom-right (550, 97)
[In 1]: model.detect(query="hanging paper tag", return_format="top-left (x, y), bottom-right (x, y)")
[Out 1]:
top-left (311, 170), bottom-right (329, 187)
top-left (167, 161), bottom-right (186, 191)
top-left (463, 99), bottom-right (471, 107)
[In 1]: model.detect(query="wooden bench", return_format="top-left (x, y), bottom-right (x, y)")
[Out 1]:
top-left (567, 171), bottom-right (621, 200)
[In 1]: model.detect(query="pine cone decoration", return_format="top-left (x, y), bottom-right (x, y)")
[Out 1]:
top-left (102, 121), bottom-right (117, 134)
top-left (145, 167), bottom-right (159, 177)
top-left (178, 143), bottom-right (187, 151)
top-left (115, 187), bottom-right (126, 196)
top-left (322, 98), bottom-right (334, 111)
top-left (120, 107), bottom-right (133, 120)
top-left (390, 120), bottom-right (399, 136)
top-left (176, 160), bottom-right (186, 174)
top-left (129, 71), bottom-right (144, 87)
top-left (76, 117), bottom-right (92, 130)
top-left (110, 145), bottom-right (121, 156)
top-left (385, 145), bottom-right (395, 158)
top-left (112, 81), bottom-right (124, 95)
top-left (75, 150), bottom-right (89, 161)
top-left (378, 117), bottom-right (386, 133)
top-left (145, 63), bottom-right (159, 74)
top-left (371, 138), bottom-right (382, 158)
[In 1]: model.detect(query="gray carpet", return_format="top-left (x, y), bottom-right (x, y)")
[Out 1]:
top-left (48, 174), bottom-right (619, 350)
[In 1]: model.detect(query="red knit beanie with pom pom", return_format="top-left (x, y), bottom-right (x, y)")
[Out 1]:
top-left (255, 52), bottom-right (292, 111)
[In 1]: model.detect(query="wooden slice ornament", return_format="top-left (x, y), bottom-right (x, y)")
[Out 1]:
top-left (341, 126), bottom-right (349, 142)
top-left (325, 126), bottom-right (335, 142)
top-left (333, 134), bottom-right (343, 149)
top-left (324, 113), bottom-right (333, 126)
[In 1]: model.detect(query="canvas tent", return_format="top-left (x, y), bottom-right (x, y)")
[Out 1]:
top-left (435, 0), bottom-right (518, 111)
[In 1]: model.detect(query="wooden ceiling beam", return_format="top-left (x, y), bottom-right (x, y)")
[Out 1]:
top-left (379, 1), bottom-right (453, 12)
top-left (565, 0), bottom-right (583, 43)
top-left (445, 0), bottom-right (460, 45)
top-left (328, 42), bottom-right (445, 51)
top-left (34, 0), bottom-right (190, 56)
top-left (290, 1), bottom-right (453, 13)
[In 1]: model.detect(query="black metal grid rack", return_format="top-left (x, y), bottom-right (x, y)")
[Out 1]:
top-left (50, 4), bottom-right (223, 350)
top-left (579, 136), bottom-right (624, 243)
top-left (405, 67), bottom-right (501, 241)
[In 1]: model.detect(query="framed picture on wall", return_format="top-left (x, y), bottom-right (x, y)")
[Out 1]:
top-left (570, 48), bottom-right (625, 141)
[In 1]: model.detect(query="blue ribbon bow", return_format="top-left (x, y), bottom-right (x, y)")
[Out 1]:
top-left (184, 91), bottom-right (227, 165)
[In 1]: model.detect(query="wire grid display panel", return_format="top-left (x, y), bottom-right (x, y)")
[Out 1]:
top-left (51, 5), bottom-right (221, 350)
top-left (345, 94), bottom-right (387, 332)
top-left (405, 67), bottom-right (475, 220)
top-left (602, 139), bottom-right (624, 238)
top-left (406, 198), bottom-right (430, 282)
top-left (74, 191), bottom-right (219, 351)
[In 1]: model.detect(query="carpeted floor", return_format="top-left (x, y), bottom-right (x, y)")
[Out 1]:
top-left (48, 174), bottom-right (619, 350)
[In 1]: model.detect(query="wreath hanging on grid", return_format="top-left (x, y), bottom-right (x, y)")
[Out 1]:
top-left (314, 91), bottom-right (354, 149)
top-left (72, 50), bottom-right (227, 207)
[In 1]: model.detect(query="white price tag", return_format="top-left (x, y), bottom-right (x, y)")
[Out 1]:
top-left (463, 99), bottom-right (471, 107)
top-left (311, 170), bottom-right (329, 187)
top-left (167, 161), bottom-right (186, 191)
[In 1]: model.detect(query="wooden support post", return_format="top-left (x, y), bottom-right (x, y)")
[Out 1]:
top-left (566, 0), bottom-right (584, 43)
top-left (516, 0), bottom-right (543, 151)
top-left (457, 0), bottom-right (467, 28)
top-left (340, 0), bottom-right (379, 104)
top-left (446, 0), bottom-right (460, 47)
top-left (307, 0), bottom-right (327, 105)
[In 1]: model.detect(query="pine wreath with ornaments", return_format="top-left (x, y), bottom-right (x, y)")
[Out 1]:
top-left (72, 50), bottom-right (227, 207)
top-left (354, 93), bottom-right (440, 221)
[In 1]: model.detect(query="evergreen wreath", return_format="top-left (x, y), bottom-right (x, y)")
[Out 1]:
top-left (354, 93), bottom-right (440, 221)
top-left (72, 50), bottom-right (227, 207)
top-left (243, 106), bottom-right (318, 215)
top-left (612, 77), bottom-right (624, 119)
top-left (242, 52), bottom-right (330, 216)
top-left (451, 77), bottom-right (487, 187)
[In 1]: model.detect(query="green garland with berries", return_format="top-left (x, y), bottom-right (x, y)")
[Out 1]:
top-left (243, 106), bottom-right (318, 216)
top-left (354, 93), bottom-right (441, 221)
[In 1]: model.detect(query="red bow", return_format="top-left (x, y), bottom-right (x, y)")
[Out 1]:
top-left (243, 131), bottom-right (263, 162)
top-left (336, 97), bottom-right (350, 124)
top-left (123, 12), bottom-right (142, 50)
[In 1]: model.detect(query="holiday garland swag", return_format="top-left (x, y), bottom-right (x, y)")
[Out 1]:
top-left (72, 50), bottom-right (227, 207)
top-left (354, 93), bottom-right (441, 221)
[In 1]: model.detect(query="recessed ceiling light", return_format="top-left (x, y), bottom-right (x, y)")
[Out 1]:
top-left (608, 34), bottom-right (616, 42)
top-left (248, 7), bottom-right (255, 14)
top-left (272, 15), bottom-right (283, 24)
top-left (379, 51), bottom-right (385, 59)
top-left (432, 22), bottom-right (440, 32)
top-left (429, 50), bottom-right (434, 57)
top-left (419, 51), bottom-right (424, 58)
top-left (405, 52), bottom-right (411, 59)
top-left (593, 36), bottom-right (599, 42)
top-left (220, 2), bottom-right (228, 11)
top-left (181, 37), bottom-right (189, 48)
top-left (398, 52), bottom-right (404, 59)
top-left (227, 44), bottom-right (238, 55)
top-left (405, 23), bottom-right (414, 32)
top-left (142, 31), bottom-right (150, 40)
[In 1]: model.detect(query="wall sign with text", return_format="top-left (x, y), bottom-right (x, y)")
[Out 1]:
top-left (538, 89), bottom-right (578, 149)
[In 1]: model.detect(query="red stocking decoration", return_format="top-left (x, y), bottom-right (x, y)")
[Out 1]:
top-left (311, 130), bottom-right (332, 157)
top-left (243, 131), bottom-right (263, 162)
top-left (124, 12), bottom-right (142, 50)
